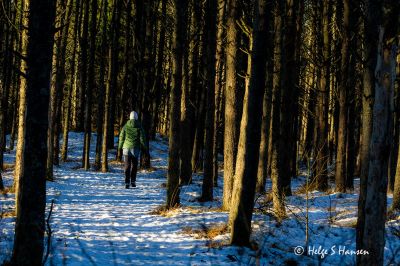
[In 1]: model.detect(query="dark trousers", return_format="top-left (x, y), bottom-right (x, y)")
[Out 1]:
top-left (124, 154), bottom-right (138, 185)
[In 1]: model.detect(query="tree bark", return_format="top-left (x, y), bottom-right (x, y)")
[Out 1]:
top-left (13, 0), bottom-right (29, 213)
top-left (359, 20), bottom-right (398, 265)
top-left (222, 0), bottom-right (240, 210)
top-left (335, 0), bottom-right (349, 193)
top-left (356, 0), bottom-right (381, 257)
top-left (229, 0), bottom-right (271, 246)
top-left (94, 0), bottom-right (108, 170)
top-left (82, 0), bottom-right (98, 170)
top-left (61, 0), bottom-right (81, 162)
top-left (101, 0), bottom-right (121, 172)
top-left (11, 0), bottom-right (56, 263)
top-left (313, 0), bottom-right (331, 191)
top-left (201, 0), bottom-right (218, 202)
top-left (166, 0), bottom-right (187, 209)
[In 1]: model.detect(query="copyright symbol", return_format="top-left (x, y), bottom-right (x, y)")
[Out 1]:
top-left (294, 246), bottom-right (304, 256)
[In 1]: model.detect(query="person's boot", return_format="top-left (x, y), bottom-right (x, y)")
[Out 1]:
top-left (131, 182), bottom-right (136, 188)
top-left (125, 184), bottom-right (130, 189)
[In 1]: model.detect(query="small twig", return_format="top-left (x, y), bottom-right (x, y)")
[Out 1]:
top-left (43, 199), bottom-right (55, 265)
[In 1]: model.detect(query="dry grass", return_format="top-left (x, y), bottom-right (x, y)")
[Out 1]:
top-left (181, 223), bottom-right (228, 240)
top-left (181, 206), bottom-right (203, 214)
top-left (347, 220), bottom-right (358, 228)
top-left (1, 210), bottom-right (16, 218)
top-left (149, 205), bottom-right (181, 217)
top-left (3, 163), bottom-right (14, 170)
top-left (1, 186), bottom-right (14, 195)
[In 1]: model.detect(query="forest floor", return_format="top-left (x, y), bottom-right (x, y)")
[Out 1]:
top-left (1, 133), bottom-right (400, 266)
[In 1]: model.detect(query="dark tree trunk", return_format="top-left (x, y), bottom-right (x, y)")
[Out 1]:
top-left (101, 0), bottom-right (121, 172)
top-left (345, 3), bottom-right (358, 190)
top-left (82, 0), bottom-right (98, 170)
top-left (11, 0), bottom-right (56, 263)
top-left (201, 0), bottom-right (218, 202)
top-left (358, 2), bottom-right (399, 265)
top-left (335, 0), bottom-right (349, 193)
top-left (166, 0), bottom-right (187, 209)
top-left (212, 0), bottom-right (226, 187)
top-left (61, 0), bottom-right (81, 162)
top-left (179, 0), bottom-right (194, 186)
top-left (94, 0), bottom-right (108, 170)
top-left (356, 0), bottom-right (380, 257)
top-left (313, 0), bottom-right (331, 192)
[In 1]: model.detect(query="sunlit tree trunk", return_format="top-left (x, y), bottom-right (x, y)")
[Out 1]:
top-left (222, 0), bottom-right (240, 210)
top-left (229, 0), bottom-right (271, 246)
top-left (13, 0), bottom-right (29, 213)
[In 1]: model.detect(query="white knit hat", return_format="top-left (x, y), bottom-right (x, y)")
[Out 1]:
top-left (130, 111), bottom-right (138, 120)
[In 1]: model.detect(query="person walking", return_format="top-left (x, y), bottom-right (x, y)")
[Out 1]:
top-left (118, 111), bottom-right (147, 188)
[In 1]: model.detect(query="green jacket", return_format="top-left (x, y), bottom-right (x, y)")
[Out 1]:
top-left (118, 119), bottom-right (147, 150)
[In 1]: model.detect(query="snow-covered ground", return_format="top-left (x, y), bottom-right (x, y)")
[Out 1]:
top-left (1, 133), bottom-right (399, 265)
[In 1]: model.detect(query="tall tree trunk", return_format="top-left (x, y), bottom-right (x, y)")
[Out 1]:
top-left (277, 0), bottom-right (300, 197)
top-left (101, 0), bottom-right (121, 172)
top-left (356, 0), bottom-right (381, 257)
top-left (13, 0), bottom-right (29, 213)
top-left (189, 0), bottom-right (203, 175)
top-left (94, 0), bottom-right (108, 170)
top-left (61, 0), bottom-right (81, 162)
top-left (335, 0), bottom-right (349, 193)
top-left (11, 0), bottom-right (56, 263)
top-left (201, 0), bottom-right (217, 202)
top-left (179, 0), bottom-right (193, 185)
top-left (82, 0), bottom-right (98, 170)
top-left (359, 8), bottom-right (398, 263)
top-left (212, 0), bottom-right (225, 187)
top-left (139, 0), bottom-right (154, 170)
top-left (47, 0), bottom-right (70, 178)
top-left (80, 0), bottom-right (90, 169)
top-left (344, 2), bottom-right (358, 190)
top-left (0, 0), bottom-right (13, 171)
top-left (229, 0), bottom-right (271, 246)
top-left (313, 0), bottom-right (331, 191)
top-left (222, 0), bottom-right (240, 210)
top-left (270, 0), bottom-right (286, 218)
top-left (150, 0), bottom-right (167, 140)
top-left (166, 0), bottom-right (187, 209)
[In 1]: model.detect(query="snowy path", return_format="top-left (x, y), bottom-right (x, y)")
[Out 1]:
top-left (1, 134), bottom-right (243, 266)
top-left (43, 136), bottom-right (237, 265)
